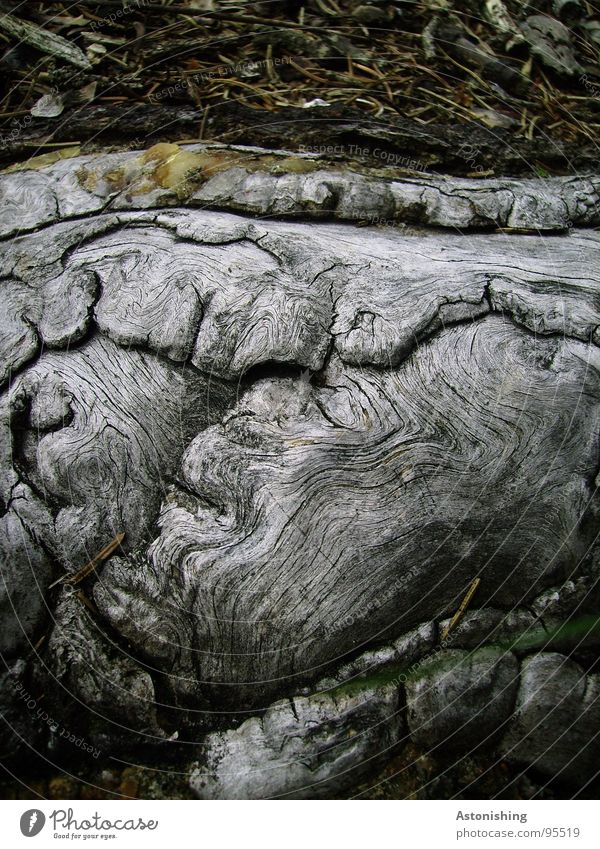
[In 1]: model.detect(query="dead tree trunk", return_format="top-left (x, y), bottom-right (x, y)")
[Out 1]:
top-left (1, 143), bottom-right (599, 797)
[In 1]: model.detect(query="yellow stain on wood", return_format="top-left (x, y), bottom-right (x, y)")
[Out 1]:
top-left (74, 142), bottom-right (321, 200)
top-left (139, 142), bottom-right (182, 164)
top-left (2, 146), bottom-right (81, 173)
top-left (76, 165), bottom-right (98, 192)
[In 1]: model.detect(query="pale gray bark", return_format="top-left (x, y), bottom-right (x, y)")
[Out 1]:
top-left (1, 143), bottom-right (599, 242)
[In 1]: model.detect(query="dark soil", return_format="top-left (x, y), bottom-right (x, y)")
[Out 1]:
top-left (1, 1), bottom-right (599, 174)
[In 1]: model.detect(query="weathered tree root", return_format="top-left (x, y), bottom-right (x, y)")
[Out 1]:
top-left (0, 145), bottom-right (599, 797)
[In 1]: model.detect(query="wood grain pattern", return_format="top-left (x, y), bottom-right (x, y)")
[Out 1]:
top-left (95, 317), bottom-right (600, 709)
top-left (0, 150), bottom-right (599, 740)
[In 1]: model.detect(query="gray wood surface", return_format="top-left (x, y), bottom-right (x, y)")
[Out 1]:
top-left (1, 146), bottom-right (599, 794)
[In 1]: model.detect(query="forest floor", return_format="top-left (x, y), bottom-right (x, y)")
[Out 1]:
top-left (0, 0), bottom-right (599, 174)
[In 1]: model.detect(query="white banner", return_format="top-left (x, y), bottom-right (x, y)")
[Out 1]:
top-left (0, 800), bottom-right (596, 848)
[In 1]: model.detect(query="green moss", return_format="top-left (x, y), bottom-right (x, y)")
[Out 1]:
top-left (326, 663), bottom-right (408, 699)
top-left (318, 616), bottom-right (600, 701)
top-left (326, 647), bottom-right (464, 697)
top-left (505, 614), bottom-right (600, 652)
